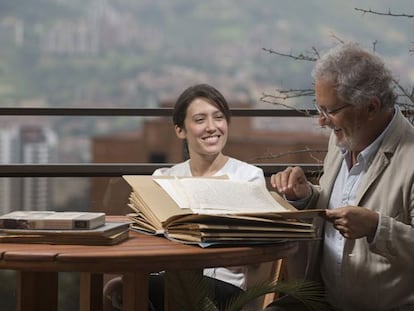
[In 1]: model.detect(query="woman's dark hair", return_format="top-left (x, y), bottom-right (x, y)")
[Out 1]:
top-left (173, 83), bottom-right (231, 129)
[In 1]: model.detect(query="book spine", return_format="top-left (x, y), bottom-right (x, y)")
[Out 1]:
top-left (73, 220), bottom-right (91, 229)
top-left (0, 219), bottom-right (29, 229)
top-left (0, 213), bottom-right (106, 230)
top-left (29, 220), bottom-right (75, 230)
top-left (0, 219), bottom-right (92, 230)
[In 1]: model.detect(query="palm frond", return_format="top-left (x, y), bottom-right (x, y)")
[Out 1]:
top-left (271, 280), bottom-right (332, 311)
top-left (224, 281), bottom-right (276, 311)
top-left (224, 279), bottom-right (331, 311)
top-left (165, 271), bottom-right (219, 311)
top-left (167, 272), bottom-right (331, 311)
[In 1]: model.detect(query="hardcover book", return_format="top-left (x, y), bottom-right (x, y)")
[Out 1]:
top-left (0, 221), bottom-right (130, 245)
top-left (123, 175), bottom-right (324, 246)
top-left (0, 211), bottom-right (106, 230)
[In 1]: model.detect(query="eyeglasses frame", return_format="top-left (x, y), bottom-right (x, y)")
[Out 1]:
top-left (314, 102), bottom-right (352, 119)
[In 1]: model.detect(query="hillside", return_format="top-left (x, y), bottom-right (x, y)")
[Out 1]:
top-left (1, 0), bottom-right (413, 110)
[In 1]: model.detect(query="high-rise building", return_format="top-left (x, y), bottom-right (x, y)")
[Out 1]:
top-left (0, 130), bottom-right (14, 213)
top-left (0, 126), bottom-right (58, 213)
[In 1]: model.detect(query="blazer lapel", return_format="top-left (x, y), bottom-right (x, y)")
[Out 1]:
top-left (355, 109), bottom-right (405, 205)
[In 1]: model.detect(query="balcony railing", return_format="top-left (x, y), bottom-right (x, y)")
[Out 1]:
top-left (0, 107), bottom-right (322, 178)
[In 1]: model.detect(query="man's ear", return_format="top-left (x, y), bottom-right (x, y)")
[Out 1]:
top-left (367, 96), bottom-right (381, 119)
top-left (175, 125), bottom-right (186, 139)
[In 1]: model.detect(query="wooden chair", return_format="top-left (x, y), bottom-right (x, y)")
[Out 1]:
top-left (262, 259), bottom-right (283, 307)
top-left (243, 259), bottom-right (284, 310)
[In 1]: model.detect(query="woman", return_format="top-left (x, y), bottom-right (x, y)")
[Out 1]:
top-left (104, 83), bottom-right (267, 310)
top-left (154, 83), bottom-right (264, 181)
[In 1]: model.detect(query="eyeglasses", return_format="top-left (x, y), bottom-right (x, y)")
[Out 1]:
top-left (314, 102), bottom-right (352, 119)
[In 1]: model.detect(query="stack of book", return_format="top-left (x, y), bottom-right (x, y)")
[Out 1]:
top-left (0, 211), bottom-right (130, 245)
top-left (123, 175), bottom-right (324, 247)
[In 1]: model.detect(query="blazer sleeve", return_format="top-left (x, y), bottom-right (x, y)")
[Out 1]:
top-left (369, 181), bottom-right (414, 267)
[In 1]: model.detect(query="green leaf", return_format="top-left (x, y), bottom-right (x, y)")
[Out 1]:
top-left (167, 272), bottom-right (332, 311)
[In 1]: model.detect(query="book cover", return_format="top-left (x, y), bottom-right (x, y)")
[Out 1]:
top-left (0, 211), bottom-right (106, 230)
top-left (0, 221), bottom-right (131, 245)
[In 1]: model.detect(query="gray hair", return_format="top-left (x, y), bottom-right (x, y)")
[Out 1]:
top-left (311, 42), bottom-right (396, 109)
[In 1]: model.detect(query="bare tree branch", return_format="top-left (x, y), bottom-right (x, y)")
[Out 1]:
top-left (249, 148), bottom-right (326, 162)
top-left (261, 89), bottom-right (314, 101)
top-left (328, 32), bottom-right (345, 44)
top-left (262, 48), bottom-right (319, 62)
top-left (311, 47), bottom-right (320, 59)
top-left (372, 40), bottom-right (378, 53)
top-left (394, 79), bottom-right (414, 103)
top-left (355, 8), bottom-right (414, 18)
top-left (393, 78), bottom-right (414, 123)
top-left (260, 89), bottom-right (315, 117)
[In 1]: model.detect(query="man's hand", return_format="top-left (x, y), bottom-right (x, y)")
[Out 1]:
top-left (270, 166), bottom-right (311, 201)
top-left (325, 206), bottom-right (379, 240)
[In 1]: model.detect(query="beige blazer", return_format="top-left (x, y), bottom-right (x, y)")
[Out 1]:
top-left (292, 108), bottom-right (414, 311)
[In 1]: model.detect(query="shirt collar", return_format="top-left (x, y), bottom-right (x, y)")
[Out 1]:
top-left (341, 105), bottom-right (398, 168)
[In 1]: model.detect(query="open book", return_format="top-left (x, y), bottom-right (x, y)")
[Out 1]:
top-left (123, 175), bottom-right (324, 246)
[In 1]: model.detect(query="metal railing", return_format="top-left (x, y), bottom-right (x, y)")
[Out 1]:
top-left (0, 107), bottom-right (322, 178)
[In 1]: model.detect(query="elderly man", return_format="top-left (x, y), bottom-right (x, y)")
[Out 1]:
top-left (266, 42), bottom-right (414, 311)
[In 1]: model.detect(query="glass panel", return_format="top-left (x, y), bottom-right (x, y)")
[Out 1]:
top-left (0, 177), bottom-right (136, 215)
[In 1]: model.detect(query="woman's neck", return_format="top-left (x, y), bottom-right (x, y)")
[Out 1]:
top-left (189, 153), bottom-right (228, 177)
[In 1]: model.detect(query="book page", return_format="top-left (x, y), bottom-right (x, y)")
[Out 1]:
top-left (155, 178), bottom-right (288, 214)
top-left (153, 178), bottom-right (191, 210)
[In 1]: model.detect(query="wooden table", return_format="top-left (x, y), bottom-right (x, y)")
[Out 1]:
top-left (0, 222), bottom-right (298, 311)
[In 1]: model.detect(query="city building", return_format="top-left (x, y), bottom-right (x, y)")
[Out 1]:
top-left (0, 126), bottom-right (58, 213)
